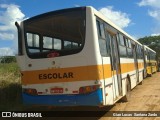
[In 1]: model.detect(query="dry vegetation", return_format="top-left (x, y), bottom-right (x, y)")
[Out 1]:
top-left (0, 63), bottom-right (22, 111)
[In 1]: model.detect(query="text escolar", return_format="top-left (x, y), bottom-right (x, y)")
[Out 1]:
top-left (39, 72), bottom-right (74, 80)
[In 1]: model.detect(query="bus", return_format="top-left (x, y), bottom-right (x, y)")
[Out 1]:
top-left (15, 6), bottom-right (145, 106)
top-left (143, 45), bottom-right (157, 77)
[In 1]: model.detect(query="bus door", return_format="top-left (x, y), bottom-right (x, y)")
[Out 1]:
top-left (108, 33), bottom-right (122, 100)
top-left (132, 43), bottom-right (139, 83)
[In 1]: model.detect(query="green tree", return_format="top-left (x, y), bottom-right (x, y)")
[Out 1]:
top-left (138, 35), bottom-right (160, 59)
top-left (0, 56), bottom-right (16, 63)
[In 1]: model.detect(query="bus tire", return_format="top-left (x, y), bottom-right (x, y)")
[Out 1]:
top-left (148, 73), bottom-right (152, 77)
top-left (138, 81), bottom-right (143, 85)
top-left (121, 78), bottom-right (131, 102)
top-left (143, 70), bottom-right (147, 79)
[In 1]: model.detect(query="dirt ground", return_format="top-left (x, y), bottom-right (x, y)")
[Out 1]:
top-left (100, 72), bottom-right (160, 120)
top-left (5, 72), bottom-right (159, 120)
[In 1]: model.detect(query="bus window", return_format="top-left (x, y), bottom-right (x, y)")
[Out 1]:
top-left (119, 34), bottom-right (125, 46)
top-left (138, 45), bottom-right (143, 59)
top-left (72, 42), bottom-right (79, 48)
top-left (96, 20), bottom-right (101, 37)
top-left (127, 48), bottom-right (133, 58)
top-left (125, 38), bottom-right (131, 48)
top-left (27, 33), bottom-right (39, 47)
top-left (139, 45), bottom-right (143, 59)
top-left (125, 38), bottom-right (129, 48)
top-left (54, 39), bottom-right (62, 50)
top-left (64, 41), bottom-right (72, 49)
top-left (146, 50), bottom-right (150, 60)
top-left (96, 20), bottom-right (105, 39)
top-left (43, 36), bottom-right (53, 49)
top-left (118, 34), bottom-right (127, 57)
top-left (128, 39), bottom-right (132, 48)
top-left (125, 38), bottom-right (133, 58)
top-left (24, 8), bottom-right (85, 58)
top-left (100, 23), bottom-right (105, 39)
top-left (150, 51), bottom-right (156, 60)
top-left (27, 33), bottom-right (40, 53)
top-left (136, 45), bottom-right (140, 59)
top-left (96, 20), bottom-right (108, 57)
top-left (99, 39), bottom-right (108, 56)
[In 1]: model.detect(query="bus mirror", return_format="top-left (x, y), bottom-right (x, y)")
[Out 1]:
top-left (15, 22), bottom-right (23, 55)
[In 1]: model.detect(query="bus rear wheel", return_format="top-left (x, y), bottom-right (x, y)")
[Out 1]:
top-left (121, 78), bottom-right (131, 102)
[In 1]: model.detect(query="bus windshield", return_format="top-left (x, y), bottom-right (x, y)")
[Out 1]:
top-left (24, 8), bottom-right (86, 58)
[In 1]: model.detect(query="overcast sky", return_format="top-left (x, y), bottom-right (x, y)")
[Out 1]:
top-left (0, 0), bottom-right (160, 56)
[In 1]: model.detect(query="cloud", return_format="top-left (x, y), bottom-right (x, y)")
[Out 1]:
top-left (0, 33), bottom-right (14, 40)
top-left (99, 6), bottom-right (131, 29)
top-left (0, 4), bottom-right (25, 41)
top-left (148, 10), bottom-right (160, 20)
top-left (0, 47), bottom-right (15, 56)
top-left (74, 5), bottom-right (81, 7)
top-left (138, 0), bottom-right (160, 35)
top-left (151, 33), bottom-right (160, 36)
top-left (138, 0), bottom-right (160, 8)
top-left (0, 4), bottom-right (26, 56)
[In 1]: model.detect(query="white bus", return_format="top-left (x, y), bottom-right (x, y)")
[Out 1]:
top-left (15, 6), bottom-right (144, 106)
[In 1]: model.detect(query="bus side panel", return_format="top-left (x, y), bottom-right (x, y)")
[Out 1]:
top-left (138, 59), bottom-right (144, 82)
top-left (103, 78), bottom-right (114, 105)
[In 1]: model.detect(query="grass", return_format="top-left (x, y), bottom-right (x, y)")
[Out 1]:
top-left (0, 63), bottom-right (23, 111)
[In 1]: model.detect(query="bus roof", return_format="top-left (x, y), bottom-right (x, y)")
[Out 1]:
top-left (23, 6), bottom-right (86, 23)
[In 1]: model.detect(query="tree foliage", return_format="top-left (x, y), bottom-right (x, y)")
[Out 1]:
top-left (138, 35), bottom-right (160, 59)
top-left (0, 56), bottom-right (16, 63)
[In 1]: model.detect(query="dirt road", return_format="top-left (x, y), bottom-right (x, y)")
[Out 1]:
top-left (21, 73), bottom-right (160, 120)
top-left (100, 72), bottom-right (160, 120)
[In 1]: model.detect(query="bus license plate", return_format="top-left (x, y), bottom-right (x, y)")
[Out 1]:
top-left (50, 88), bottom-right (63, 93)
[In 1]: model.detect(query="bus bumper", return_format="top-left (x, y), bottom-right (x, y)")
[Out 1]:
top-left (22, 88), bottom-right (103, 106)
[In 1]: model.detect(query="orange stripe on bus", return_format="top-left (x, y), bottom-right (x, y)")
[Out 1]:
top-left (21, 63), bottom-right (144, 85)
top-left (21, 65), bottom-right (105, 85)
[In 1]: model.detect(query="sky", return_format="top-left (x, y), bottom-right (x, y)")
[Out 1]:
top-left (0, 0), bottom-right (160, 56)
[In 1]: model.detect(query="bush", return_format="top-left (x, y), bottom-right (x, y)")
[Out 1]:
top-left (0, 63), bottom-right (22, 111)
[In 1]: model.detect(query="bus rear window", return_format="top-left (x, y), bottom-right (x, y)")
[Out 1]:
top-left (24, 8), bottom-right (86, 59)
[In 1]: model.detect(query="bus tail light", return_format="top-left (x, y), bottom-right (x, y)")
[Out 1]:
top-left (79, 85), bottom-right (100, 94)
top-left (23, 88), bottom-right (38, 95)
